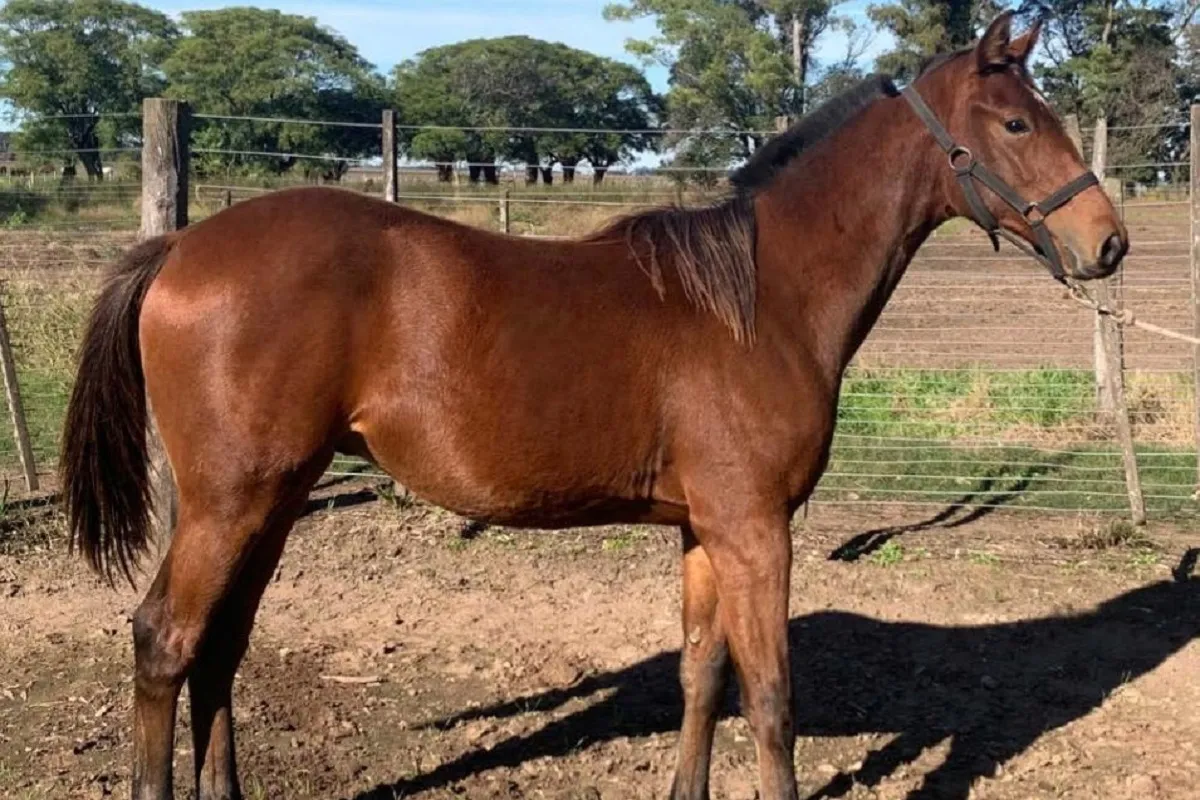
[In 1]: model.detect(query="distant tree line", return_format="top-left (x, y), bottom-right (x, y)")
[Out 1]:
top-left (0, 1), bottom-right (657, 184)
top-left (2, 0), bottom-right (1198, 186)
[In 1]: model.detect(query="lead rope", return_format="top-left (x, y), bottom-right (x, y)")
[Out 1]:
top-left (1064, 282), bottom-right (1200, 346)
top-left (990, 227), bottom-right (1200, 346)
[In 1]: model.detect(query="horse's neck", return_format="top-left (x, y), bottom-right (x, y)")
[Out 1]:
top-left (754, 95), bottom-right (949, 384)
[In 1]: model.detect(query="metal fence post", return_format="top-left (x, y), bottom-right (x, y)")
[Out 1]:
top-left (499, 189), bottom-right (510, 234)
top-left (140, 97), bottom-right (189, 539)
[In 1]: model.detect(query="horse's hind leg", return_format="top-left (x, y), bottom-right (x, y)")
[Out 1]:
top-left (130, 459), bottom-right (326, 800)
top-left (188, 497), bottom-right (304, 800)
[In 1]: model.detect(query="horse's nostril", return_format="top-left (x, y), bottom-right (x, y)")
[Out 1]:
top-left (1098, 233), bottom-right (1127, 270)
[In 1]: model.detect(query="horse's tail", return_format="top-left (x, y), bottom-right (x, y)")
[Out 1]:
top-left (61, 235), bottom-right (175, 585)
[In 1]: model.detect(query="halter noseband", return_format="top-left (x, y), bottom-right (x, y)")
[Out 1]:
top-left (901, 84), bottom-right (1099, 283)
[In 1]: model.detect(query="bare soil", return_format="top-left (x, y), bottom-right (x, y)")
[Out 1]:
top-left (1, 489), bottom-right (1198, 800)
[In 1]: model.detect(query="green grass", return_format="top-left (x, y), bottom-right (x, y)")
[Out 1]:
top-left (0, 182), bottom-right (140, 229)
top-left (817, 438), bottom-right (1197, 516)
top-left (869, 540), bottom-right (905, 566)
top-left (818, 368), bottom-right (1198, 518)
top-left (967, 551), bottom-right (1001, 567)
top-left (836, 368), bottom-right (1098, 439)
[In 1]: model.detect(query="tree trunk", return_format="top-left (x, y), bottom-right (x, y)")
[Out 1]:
top-left (592, 166), bottom-right (607, 185)
top-left (792, 15), bottom-right (807, 116)
top-left (483, 164), bottom-right (499, 185)
top-left (76, 150), bottom-right (105, 181)
top-left (561, 160), bottom-right (577, 184)
top-left (468, 164), bottom-right (483, 183)
top-left (525, 165), bottom-right (539, 185)
top-left (69, 123), bottom-right (104, 181)
top-left (436, 163), bottom-right (454, 183)
top-left (540, 166), bottom-right (554, 185)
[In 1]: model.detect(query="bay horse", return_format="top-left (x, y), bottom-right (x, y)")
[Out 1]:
top-left (62, 13), bottom-right (1126, 800)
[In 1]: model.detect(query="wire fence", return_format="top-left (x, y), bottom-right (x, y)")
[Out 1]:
top-left (0, 111), bottom-right (1197, 521)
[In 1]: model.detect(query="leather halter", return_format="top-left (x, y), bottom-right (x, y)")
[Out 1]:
top-left (901, 84), bottom-right (1099, 283)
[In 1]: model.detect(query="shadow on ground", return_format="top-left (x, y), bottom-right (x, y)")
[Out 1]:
top-left (353, 550), bottom-right (1200, 800)
top-left (828, 462), bottom-right (1060, 562)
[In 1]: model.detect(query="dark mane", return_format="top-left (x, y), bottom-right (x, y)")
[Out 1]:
top-left (730, 73), bottom-right (897, 193)
top-left (586, 194), bottom-right (757, 344)
top-left (587, 75), bottom-right (900, 345)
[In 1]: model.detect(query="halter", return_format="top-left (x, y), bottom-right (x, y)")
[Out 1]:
top-left (901, 85), bottom-right (1099, 283)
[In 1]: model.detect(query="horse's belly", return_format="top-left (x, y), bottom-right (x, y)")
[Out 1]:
top-left (344, 395), bottom-right (682, 529)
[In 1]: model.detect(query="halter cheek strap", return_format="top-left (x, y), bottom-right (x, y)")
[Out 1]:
top-left (901, 85), bottom-right (1099, 283)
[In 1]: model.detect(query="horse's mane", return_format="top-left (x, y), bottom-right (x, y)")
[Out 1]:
top-left (587, 74), bottom-right (898, 344)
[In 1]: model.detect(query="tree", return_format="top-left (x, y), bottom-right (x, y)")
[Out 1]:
top-left (604, 0), bottom-right (841, 180)
top-left (164, 8), bottom-right (386, 178)
top-left (760, 0), bottom-right (841, 114)
top-left (807, 16), bottom-right (875, 107)
top-left (867, 0), bottom-right (1003, 80)
top-left (1034, 1), bottom-right (1177, 181)
top-left (0, 0), bottom-right (177, 180)
top-left (392, 37), bottom-right (658, 184)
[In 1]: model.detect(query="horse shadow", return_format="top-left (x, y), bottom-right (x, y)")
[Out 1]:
top-left (352, 550), bottom-right (1200, 800)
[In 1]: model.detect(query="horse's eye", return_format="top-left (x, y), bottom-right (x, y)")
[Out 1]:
top-left (1004, 118), bottom-right (1030, 134)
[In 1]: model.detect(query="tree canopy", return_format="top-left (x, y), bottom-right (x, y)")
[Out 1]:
top-left (0, 0), bottom-right (178, 179)
top-left (1030, 0), bottom-right (1181, 180)
top-left (867, 0), bottom-right (1001, 80)
top-left (603, 0), bottom-right (846, 177)
top-left (393, 36), bottom-right (659, 183)
top-left (163, 7), bottom-right (386, 177)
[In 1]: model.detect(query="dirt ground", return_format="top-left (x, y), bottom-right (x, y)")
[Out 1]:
top-left (1, 489), bottom-right (1198, 800)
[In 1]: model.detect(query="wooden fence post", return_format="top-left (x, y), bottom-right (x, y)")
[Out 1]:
top-left (1088, 117), bottom-right (1146, 524)
top-left (1090, 118), bottom-right (1114, 413)
top-left (382, 109), bottom-right (398, 203)
top-left (0, 288), bottom-right (38, 492)
top-left (499, 189), bottom-right (510, 234)
top-left (1063, 114), bottom-right (1084, 161)
top-left (1190, 103), bottom-right (1200, 496)
top-left (140, 98), bottom-right (189, 539)
top-left (380, 110), bottom-right (409, 500)
top-left (140, 98), bottom-right (190, 238)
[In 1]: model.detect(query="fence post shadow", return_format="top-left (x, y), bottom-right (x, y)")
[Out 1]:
top-left (826, 459), bottom-right (1063, 563)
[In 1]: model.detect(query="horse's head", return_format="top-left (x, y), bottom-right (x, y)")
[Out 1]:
top-left (913, 11), bottom-right (1127, 281)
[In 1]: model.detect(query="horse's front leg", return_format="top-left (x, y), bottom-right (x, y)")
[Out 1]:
top-left (669, 526), bottom-right (731, 799)
top-left (690, 500), bottom-right (796, 799)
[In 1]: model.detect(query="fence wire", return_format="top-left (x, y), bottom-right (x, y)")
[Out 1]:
top-left (0, 156), bottom-right (1196, 521)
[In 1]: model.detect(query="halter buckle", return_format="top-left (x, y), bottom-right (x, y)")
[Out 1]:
top-left (1023, 204), bottom-right (1046, 225)
top-left (948, 146), bottom-right (974, 174)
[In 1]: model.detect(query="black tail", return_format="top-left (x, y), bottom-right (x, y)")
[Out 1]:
top-left (60, 235), bottom-right (175, 584)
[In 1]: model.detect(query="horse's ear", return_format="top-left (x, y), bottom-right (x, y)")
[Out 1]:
top-left (1007, 17), bottom-right (1042, 67)
top-left (975, 10), bottom-right (1015, 72)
